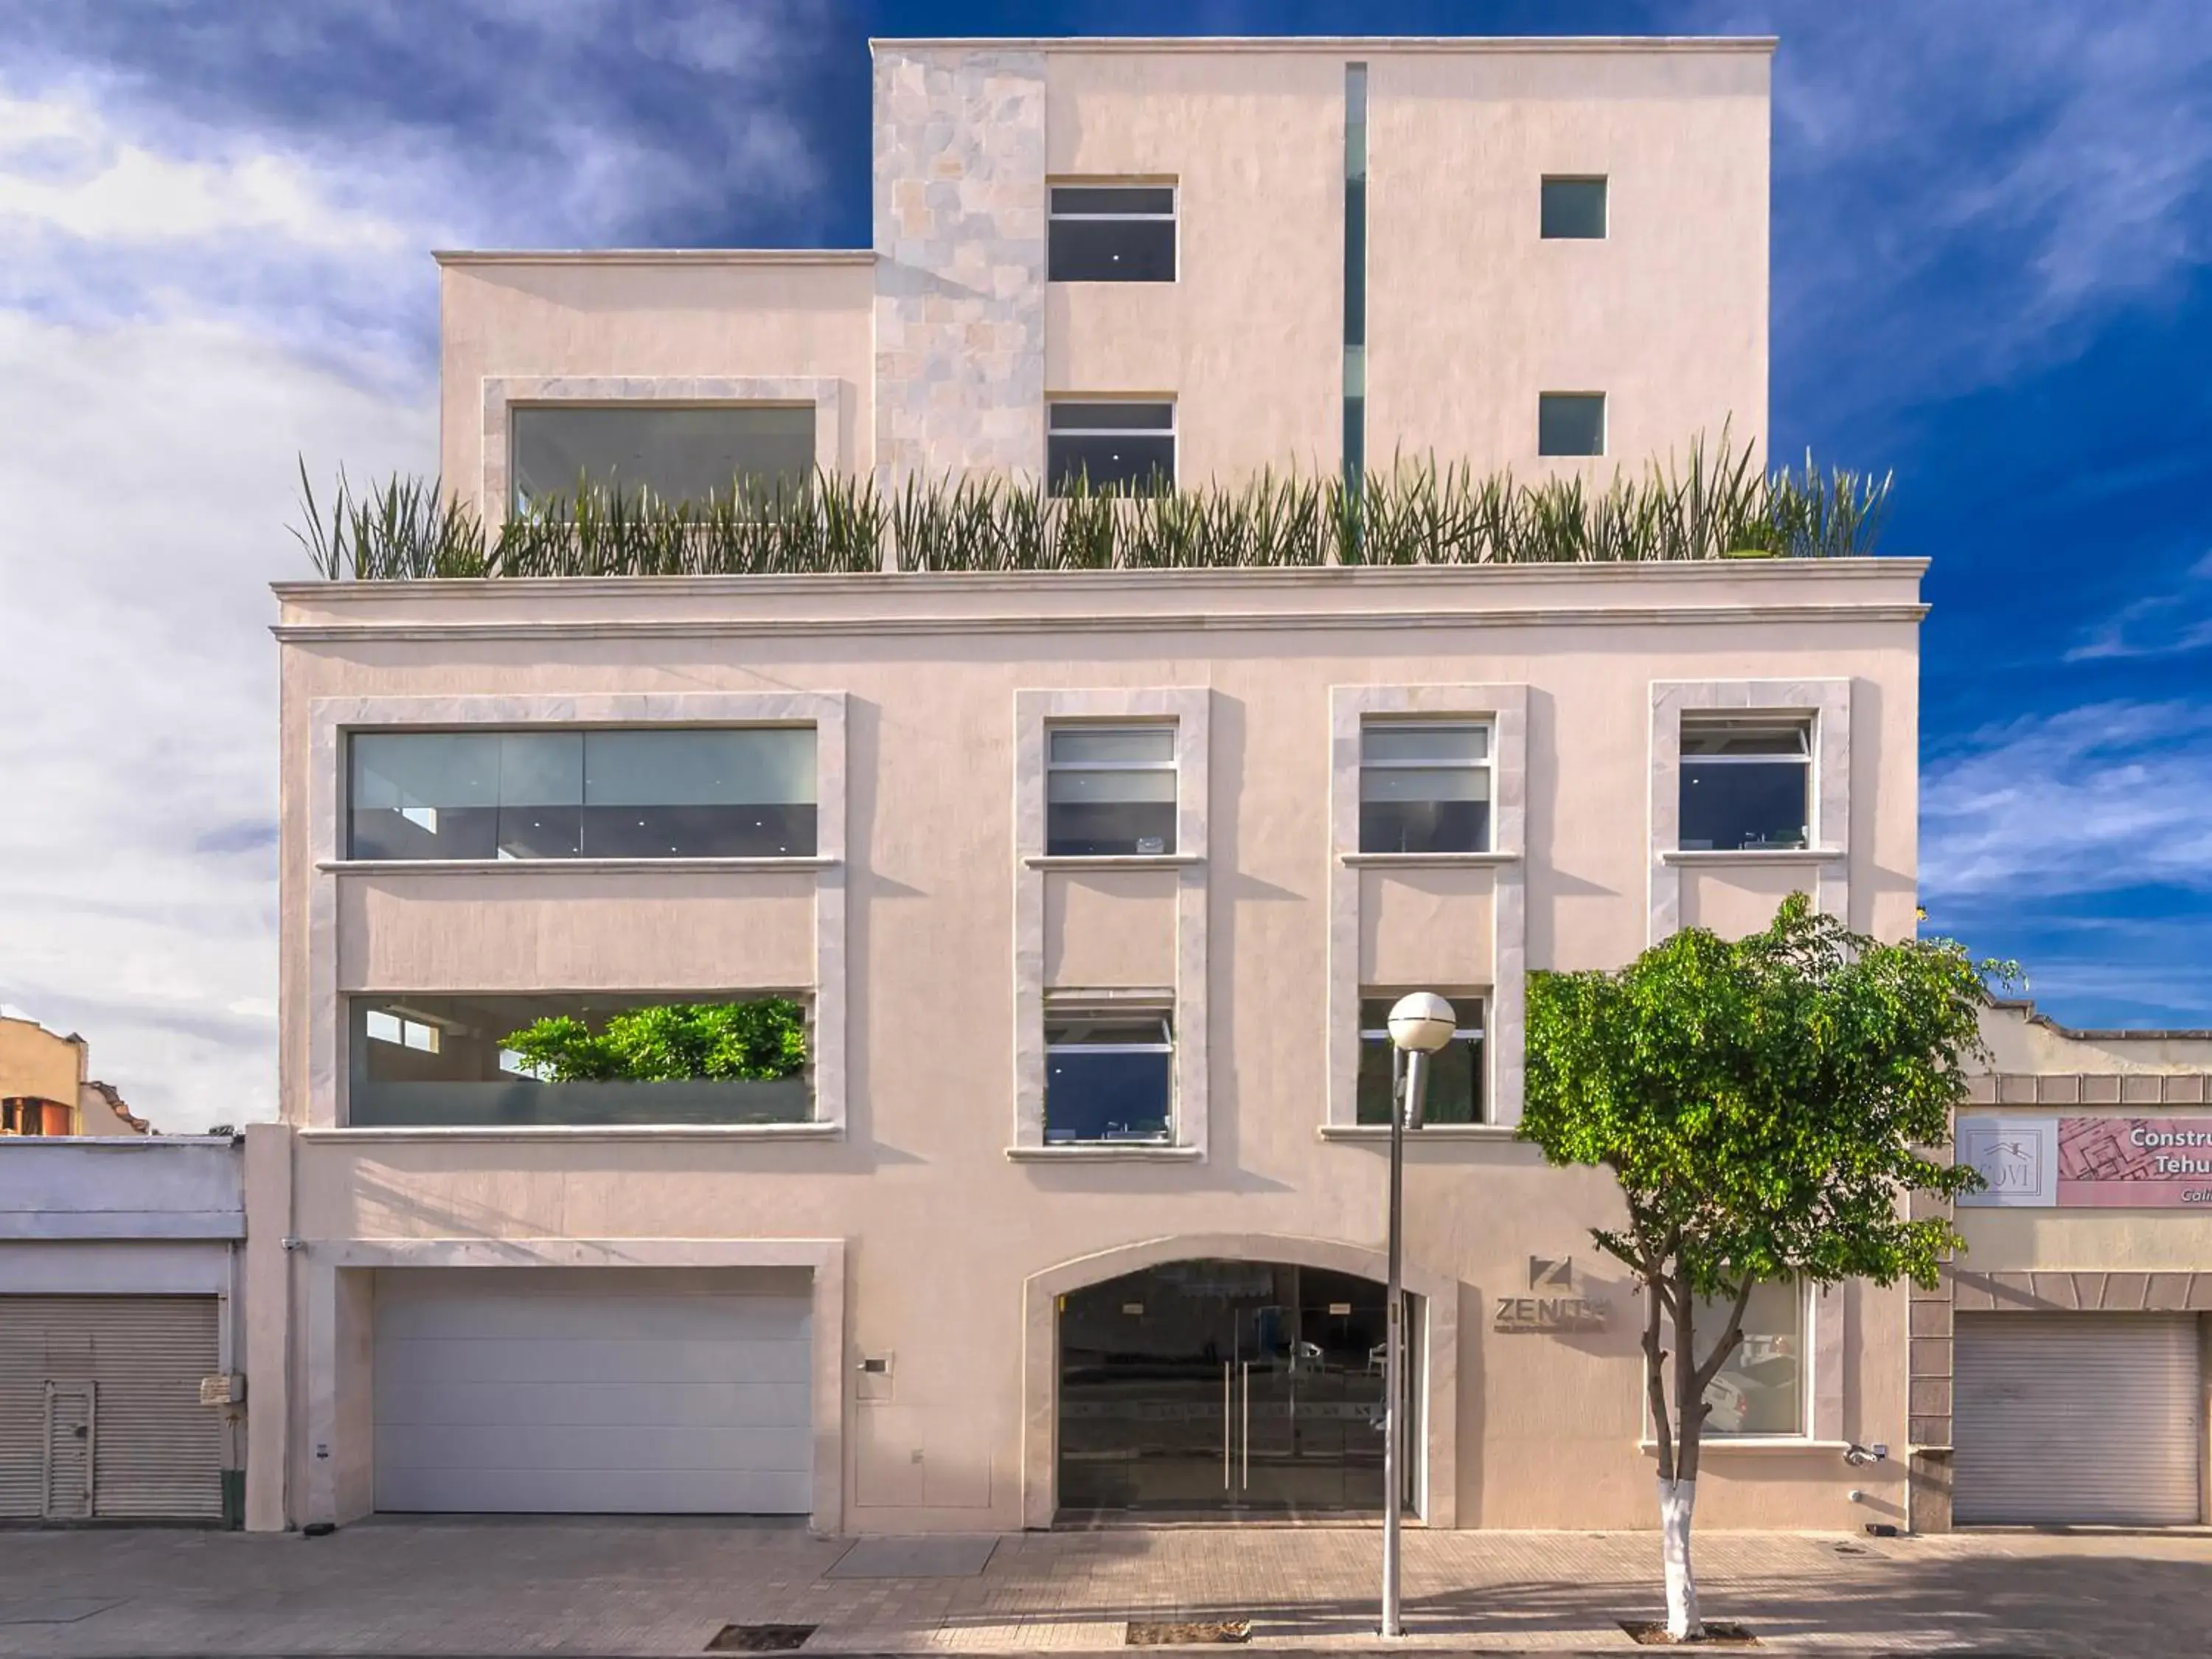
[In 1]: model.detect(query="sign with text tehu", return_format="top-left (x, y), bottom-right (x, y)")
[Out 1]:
top-left (1958, 1115), bottom-right (2212, 1208)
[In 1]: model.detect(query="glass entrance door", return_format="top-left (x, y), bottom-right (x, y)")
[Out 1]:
top-left (1057, 1259), bottom-right (1408, 1517)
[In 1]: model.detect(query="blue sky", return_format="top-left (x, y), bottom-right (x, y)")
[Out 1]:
top-left (1, 1), bottom-right (2207, 1127)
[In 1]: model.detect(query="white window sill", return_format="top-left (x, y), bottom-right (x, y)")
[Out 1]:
top-left (317, 857), bottom-right (837, 876)
top-left (1022, 854), bottom-right (1204, 870)
top-left (1638, 1438), bottom-right (1849, 1455)
top-left (1318, 1123), bottom-right (1523, 1142)
top-left (301, 1123), bottom-right (843, 1143)
top-left (1660, 848), bottom-right (1843, 866)
top-left (1006, 1143), bottom-right (1204, 1163)
top-left (1339, 851), bottom-right (1520, 868)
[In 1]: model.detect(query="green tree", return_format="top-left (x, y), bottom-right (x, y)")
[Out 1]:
top-left (501, 1000), bottom-right (807, 1083)
top-left (1520, 894), bottom-right (2006, 1639)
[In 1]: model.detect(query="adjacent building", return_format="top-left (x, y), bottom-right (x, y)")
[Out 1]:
top-left (0, 1136), bottom-right (246, 1523)
top-left (247, 34), bottom-right (1958, 1537)
top-left (1913, 1001), bottom-right (2212, 1530)
top-left (1, 1007), bottom-right (150, 1138)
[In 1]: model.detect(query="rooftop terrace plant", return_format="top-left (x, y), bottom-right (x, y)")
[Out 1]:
top-left (293, 434), bottom-right (1891, 580)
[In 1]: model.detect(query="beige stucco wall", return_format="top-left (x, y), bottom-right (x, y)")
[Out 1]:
top-left (1368, 46), bottom-right (1768, 474)
top-left (437, 254), bottom-right (877, 521)
top-left (1976, 1002), bottom-right (2212, 1076)
top-left (266, 559), bottom-right (1921, 1534)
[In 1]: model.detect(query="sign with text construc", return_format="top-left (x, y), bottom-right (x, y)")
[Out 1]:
top-left (1958, 1116), bottom-right (2212, 1208)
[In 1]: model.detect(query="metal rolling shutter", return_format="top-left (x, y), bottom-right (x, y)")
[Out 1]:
top-left (1955, 1313), bottom-right (2203, 1526)
top-left (373, 1267), bottom-right (813, 1514)
top-left (0, 1296), bottom-right (223, 1521)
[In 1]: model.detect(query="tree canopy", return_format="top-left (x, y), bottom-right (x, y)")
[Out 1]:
top-left (501, 999), bottom-right (807, 1084)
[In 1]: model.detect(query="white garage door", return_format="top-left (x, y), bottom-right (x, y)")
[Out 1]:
top-left (1955, 1312), bottom-right (2203, 1526)
top-left (373, 1267), bottom-right (813, 1514)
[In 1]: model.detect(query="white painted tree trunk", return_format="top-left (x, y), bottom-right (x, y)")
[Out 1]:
top-left (1658, 1477), bottom-right (1702, 1640)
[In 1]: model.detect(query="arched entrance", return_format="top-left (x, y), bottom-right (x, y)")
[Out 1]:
top-left (1022, 1234), bottom-right (1459, 1527)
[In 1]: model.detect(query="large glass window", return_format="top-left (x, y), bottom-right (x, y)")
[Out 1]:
top-left (1359, 721), bottom-right (1491, 853)
top-left (1678, 717), bottom-right (1812, 851)
top-left (348, 727), bottom-right (817, 860)
top-left (1048, 184), bottom-right (1176, 282)
top-left (1540, 176), bottom-right (1608, 239)
top-left (509, 404), bottom-right (814, 509)
top-left (1698, 1281), bottom-right (1805, 1436)
top-left (1355, 996), bottom-right (1484, 1126)
top-left (347, 992), bottom-right (810, 1128)
top-left (1538, 392), bottom-right (1606, 456)
top-left (1044, 1011), bottom-right (1173, 1145)
top-left (1046, 402), bottom-right (1175, 496)
top-left (1046, 725), bottom-right (1177, 856)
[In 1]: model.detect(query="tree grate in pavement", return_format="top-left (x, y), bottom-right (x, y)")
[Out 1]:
top-left (707, 1623), bottom-right (818, 1651)
top-left (1621, 1621), bottom-right (1756, 1646)
top-left (1126, 1618), bottom-right (1252, 1644)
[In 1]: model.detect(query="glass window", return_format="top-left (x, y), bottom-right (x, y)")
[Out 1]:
top-left (347, 728), bottom-right (817, 860)
top-left (1541, 177), bottom-right (1608, 239)
top-left (1047, 401), bottom-right (1175, 495)
top-left (1698, 1281), bottom-right (1805, 1436)
top-left (1678, 717), bottom-right (1812, 851)
top-left (1044, 1012), bottom-right (1172, 1144)
top-left (1355, 997), bottom-right (1484, 1126)
top-left (1048, 184), bottom-right (1176, 282)
top-left (1359, 721), bottom-right (1491, 853)
top-left (1046, 725), bottom-right (1177, 856)
top-left (1538, 392), bottom-right (1605, 456)
top-left (347, 992), bottom-right (811, 1128)
top-left (509, 404), bottom-right (814, 510)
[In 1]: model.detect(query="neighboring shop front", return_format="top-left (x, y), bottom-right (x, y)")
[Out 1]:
top-left (1909, 1004), bottom-right (2212, 1530)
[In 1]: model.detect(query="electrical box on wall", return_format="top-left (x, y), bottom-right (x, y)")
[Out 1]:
top-left (856, 1352), bottom-right (894, 1403)
top-left (199, 1374), bottom-right (243, 1406)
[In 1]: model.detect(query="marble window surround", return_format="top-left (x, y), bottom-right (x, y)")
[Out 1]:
top-left (478, 376), bottom-right (846, 527)
top-left (303, 692), bottom-right (849, 1137)
top-left (1647, 678), bottom-right (1852, 942)
top-left (1325, 684), bottom-right (1529, 1133)
top-left (1011, 689), bottom-right (1211, 1160)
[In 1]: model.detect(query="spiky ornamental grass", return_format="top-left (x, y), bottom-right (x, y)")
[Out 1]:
top-left (294, 434), bottom-right (1891, 580)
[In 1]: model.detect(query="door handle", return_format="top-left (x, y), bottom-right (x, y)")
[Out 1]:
top-left (1240, 1362), bottom-right (1251, 1490)
top-left (1222, 1362), bottom-right (1231, 1490)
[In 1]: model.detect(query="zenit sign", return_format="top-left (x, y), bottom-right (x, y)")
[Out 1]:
top-left (1494, 1256), bottom-right (1614, 1332)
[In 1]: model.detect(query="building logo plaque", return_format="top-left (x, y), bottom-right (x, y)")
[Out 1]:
top-left (1495, 1256), bottom-right (1613, 1332)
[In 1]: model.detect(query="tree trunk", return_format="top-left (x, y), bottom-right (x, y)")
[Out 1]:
top-left (1658, 1476), bottom-right (1700, 1639)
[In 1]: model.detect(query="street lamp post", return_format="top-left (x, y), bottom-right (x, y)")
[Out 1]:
top-left (1381, 992), bottom-right (1456, 1640)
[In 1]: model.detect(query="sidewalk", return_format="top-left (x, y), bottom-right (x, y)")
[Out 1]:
top-left (2, 1520), bottom-right (2209, 1658)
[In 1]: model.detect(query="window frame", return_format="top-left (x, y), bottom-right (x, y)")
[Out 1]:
top-left (1540, 175), bottom-right (1609, 240)
top-left (1537, 392), bottom-right (1607, 458)
top-left (1041, 1006), bottom-right (1176, 1147)
top-left (1044, 721), bottom-right (1180, 858)
top-left (1356, 992), bottom-right (1487, 1127)
top-left (1693, 1279), bottom-right (1812, 1441)
top-left (1012, 689), bottom-right (1211, 1161)
top-left (1357, 718), bottom-right (1495, 855)
top-left (507, 400), bottom-right (819, 515)
top-left (1046, 181), bottom-right (1178, 284)
top-left (307, 691), bottom-right (849, 1138)
top-left (1674, 714), bottom-right (1815, 854)
top-left (344, 723), bottom-right (823, 864)
top-left (1046, 399), bottom-right (1178, 497)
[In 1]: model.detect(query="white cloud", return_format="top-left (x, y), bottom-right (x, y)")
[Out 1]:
top-left (1920, 700), bottom-right (2212, 900)
top-left (0, 311), bottom-right (432, 1130)
top-left (2065, 550), bottom-right (2212, 661)
top-left (0, 86), bottom-right (414, 249)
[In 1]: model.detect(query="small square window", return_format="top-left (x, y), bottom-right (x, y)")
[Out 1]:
top-left (1355, 997), bottom-right (1484, 1126)
top-left (1698, 1281), bottom-right (1805, 1436)
top-left (1045, 1012), bottom-right (1173, 1144)
top-left (1048, 184), bottom-right (1177, 283)
top-left (1359, 721), bottom-right (1491, 853)
top-left (1046, 725), bottom-right (1178, 856)
top-left (1679, 717), bottom-right (1812, 851)
top-left (1538, 393), bottom-right (1605, 457)
top-left (1541, 177), bottom-right (1607, 240)
top-left (1047, 401), bottom-right (1176, 496)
